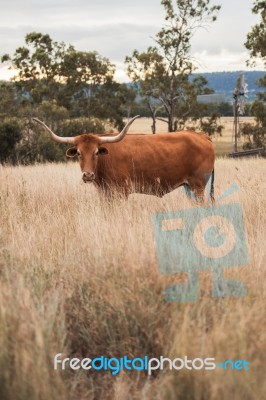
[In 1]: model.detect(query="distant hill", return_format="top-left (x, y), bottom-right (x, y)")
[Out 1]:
top-left (191, 71), bottom-right (265, 102)
top-left (1, 70), bottom-right (265, 104)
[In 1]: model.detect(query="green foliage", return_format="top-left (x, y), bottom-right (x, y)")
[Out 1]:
top-left (0, 82), bottom-right (18, 118)
top-left (125, 0), bottom-right (221, 133)
top-left (2, 32), bottom-right (114, 88)
top-left (0, 31), bottom-right (138, 164)
top-left (84, 80), bottom-right (133, 130)
top-left (199, 114), bottom-right (224, 136)
top-left (33, 133), bottom-right (66, 163)
top-left (192, 75), bottom-right (215, 95)
top-left (241, 123), bottom-right (265, 151)
top-left (1, 32), bottom-right (128, 128)
top-left (204, 102), bottom-right (234, 117)
top-left (251, 99), bottom-right (266, 126)
top-left (242, 1), bottom-right (266, 153)
top-left (240, 100), bottom-right (266, 153)
top-left (12, 116), bottom-right (107, 165)
top-left (0, 119), bottom-right (22, 163)
top-left (9, 118), bottom-right (66, 164)
top-left (245, 0), bottom-right (266, 66)
top-left (35, 100), bottom-right (69, 122)
top-left (57, 118), bottom-right (106, 137)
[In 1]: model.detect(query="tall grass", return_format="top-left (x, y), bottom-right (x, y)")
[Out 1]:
top-left (0, 158), bottom-right (265, 400)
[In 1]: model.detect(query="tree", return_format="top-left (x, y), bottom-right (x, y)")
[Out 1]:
top-left (125, 0), bottom-right (221, 133)
top-left (2, 33), bottom-right (114, 102)
top-left (80, 79), bottom-right (134, 130)
top-left (0, 82), bottom-right (18, 119)
top-left (3, 32), bottom-right (139, 128)
top-left (245, 1), bottom-right (266, 66)
top-left (12, 115), bottom-right (108, 165)
top-left (242, 1), bottom-right (266, 152)
top-left (1, 32), bottom-right (140, 163)
top-left (0, 119), bottom-right (22, 163)
top-left (1, 32), bottom-right (130, 128)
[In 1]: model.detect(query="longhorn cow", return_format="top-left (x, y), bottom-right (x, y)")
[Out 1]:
top-left (33, 116), bottom-right (215, 200)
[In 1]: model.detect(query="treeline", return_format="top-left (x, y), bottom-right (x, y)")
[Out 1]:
top-left (0, 32), bottom-right (140, 164)
top-left (0, 28), bottom-right (261, 166)
top-left (0, 0), bottom-right (226, 165)
top-left (0, 31), bottom-right (226, 165)
top-left (0, 0), bottom-right (265, 164)
top-left (121, 93), bottom-right (239, 118)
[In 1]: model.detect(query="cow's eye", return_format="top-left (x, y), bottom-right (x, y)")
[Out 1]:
top-left (95, 150), bottom-right (99, 156)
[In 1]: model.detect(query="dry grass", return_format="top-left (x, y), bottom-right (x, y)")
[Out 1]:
top-left (0, 157), bottom-right (265, 400)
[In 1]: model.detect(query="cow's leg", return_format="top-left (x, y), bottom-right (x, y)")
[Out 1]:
top-left (210, 169), bottom-right (215, 204)
top-left (187, 176), bottom-right (206, 203)
top-left (184, 172), bottom-right (215, 204)
top-left (183, 183), bottom-right (193, 199)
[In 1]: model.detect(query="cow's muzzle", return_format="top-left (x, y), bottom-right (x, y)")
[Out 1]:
top-left (82, 172), bottom-right (95, 183)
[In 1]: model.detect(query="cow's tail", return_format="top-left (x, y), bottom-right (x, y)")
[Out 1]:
top-left (210, 168), bottom-right (215, 204)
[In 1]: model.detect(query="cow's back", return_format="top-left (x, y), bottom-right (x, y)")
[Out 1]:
top-left (96, 131), bottom-right (215, 192)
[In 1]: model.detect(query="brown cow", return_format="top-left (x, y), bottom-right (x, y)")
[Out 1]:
top-left (33, 116), bottom-right (215, 201)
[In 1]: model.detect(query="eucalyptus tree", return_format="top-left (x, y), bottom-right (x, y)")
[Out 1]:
top-left (125, 0), bottom-right (221, 133)
top-left (1, 32), bottom-right (128, 128)
top-left (2, 32), bottom-right (114, 108)
top-left (243, 0), bottom-right (266, 152)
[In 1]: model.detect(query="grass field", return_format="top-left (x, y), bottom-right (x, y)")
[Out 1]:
top-left (0, 154), bottom-right (265, 400)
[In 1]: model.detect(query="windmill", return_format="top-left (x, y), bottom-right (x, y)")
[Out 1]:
top-left (232, 73), bottom-right (248, 153)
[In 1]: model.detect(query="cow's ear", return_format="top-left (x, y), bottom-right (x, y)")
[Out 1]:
top-left (98, 147), bottom-right (109, 155)
top-left (66, 147), bottom-right (78, 158)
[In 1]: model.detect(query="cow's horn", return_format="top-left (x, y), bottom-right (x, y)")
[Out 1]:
top-left (32, 118), bottom-right (75, 144)
top-left (99, 115), bottom-right (140, 144)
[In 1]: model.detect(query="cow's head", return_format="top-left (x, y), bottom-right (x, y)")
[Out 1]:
top-left (65, 136), bottom-right (110, 183)
top-left (32, 116), bottom-right (139, 183)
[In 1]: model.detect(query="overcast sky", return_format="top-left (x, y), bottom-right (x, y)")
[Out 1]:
top-left (0, 0), bottom-right (263, 82)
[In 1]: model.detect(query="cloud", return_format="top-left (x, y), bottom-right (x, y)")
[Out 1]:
top-left (0, 22), bottom-right (159, 82)
top-left (192, 49), bottom-right (264, 73)
top-left (0, 22), bottom-right (158, 59)
top-left (0, 0), bottom-right (261, 81)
